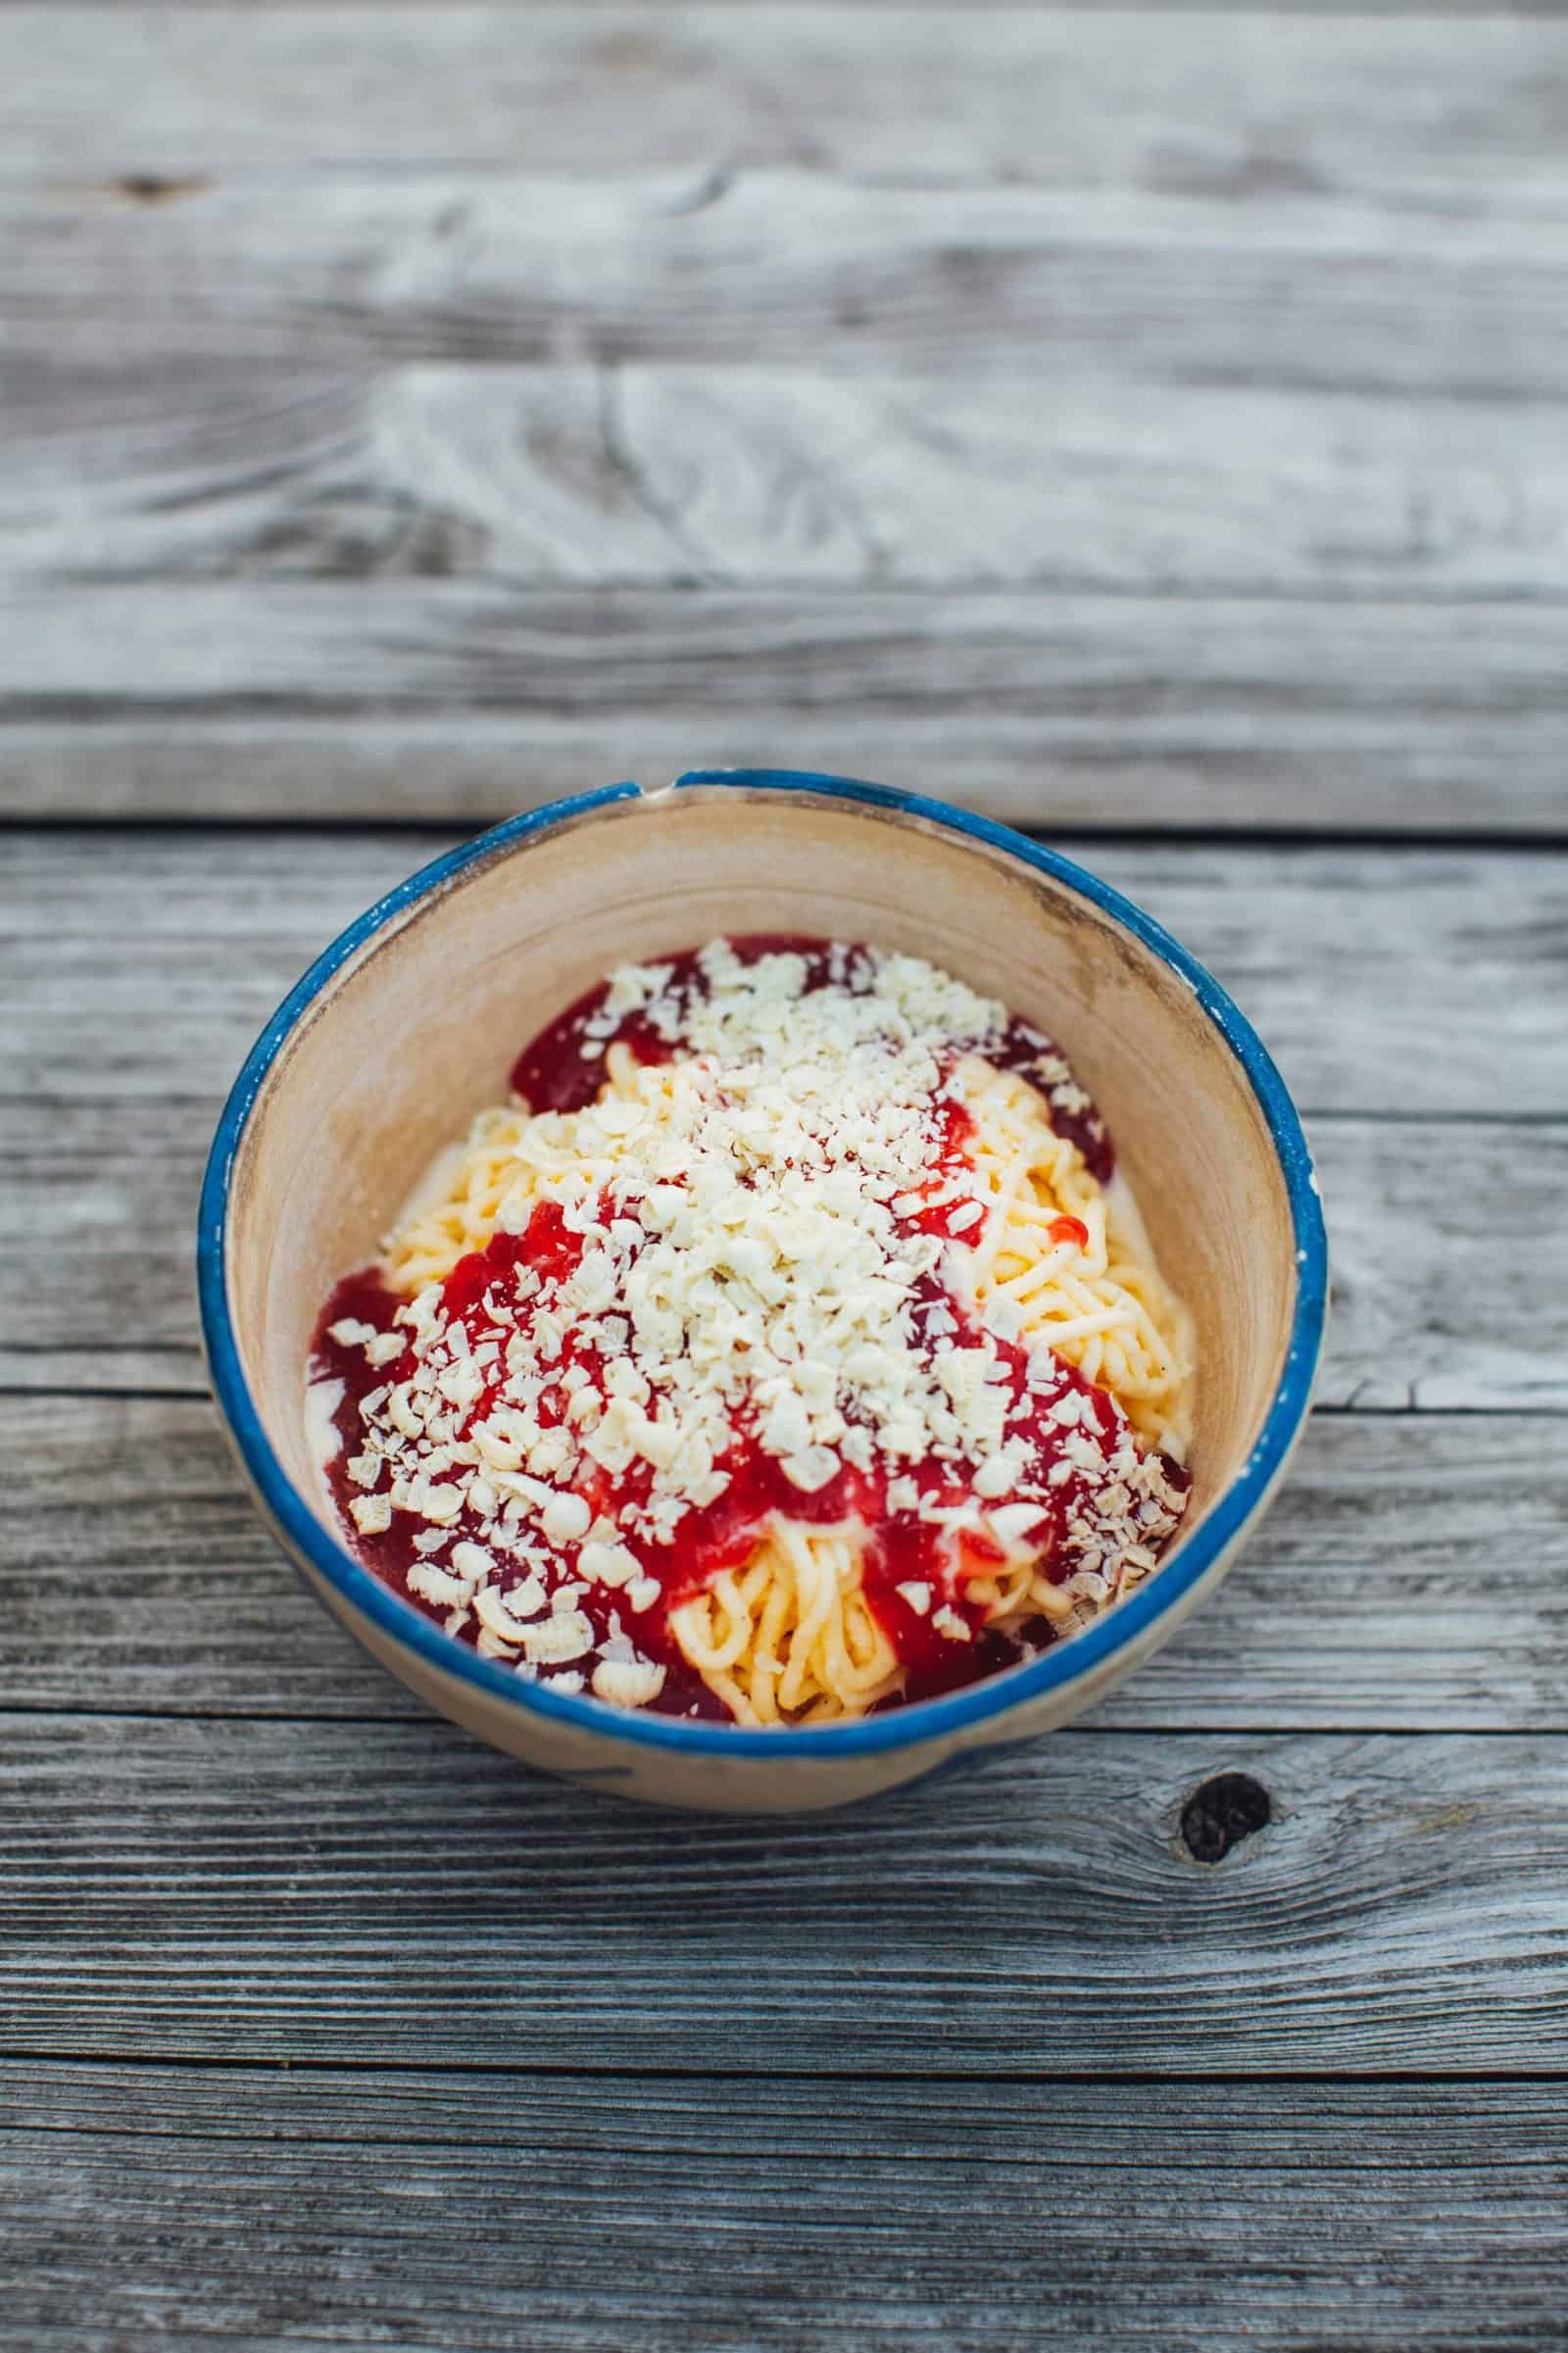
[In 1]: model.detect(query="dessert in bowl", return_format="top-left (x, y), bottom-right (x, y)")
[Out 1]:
top-left (200, 769), bottom-right (1326, 1812)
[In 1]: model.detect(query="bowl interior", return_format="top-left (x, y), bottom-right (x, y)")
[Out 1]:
top-left (225, 785), bottom-right (1299, 1636)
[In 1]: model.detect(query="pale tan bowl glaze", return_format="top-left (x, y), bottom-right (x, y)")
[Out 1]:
top-left (202, 775), bottom-right (1326, 1812)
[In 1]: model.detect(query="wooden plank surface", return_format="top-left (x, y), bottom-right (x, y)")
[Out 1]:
top-left (7, 173), bottom-right (1567, 392)
top-left (3, 2067), bottom-right (1565, 2353)
top-left (6, 1398), bottom-right (1566, 1731)
top-left (7, 5), bottom-right (1568, 2343)
top-left (6, 831), bottom-right (1565, 1115)
top-left (8, 5), bottom-right (1567, 833)
top-left (10, 708), bottom-right (1564, 838)
top-left (15, 365), bottom-right (1568, 600)
top-left (10, 594), bottom-right (1568, 831)
top-left (11, 8), bottom-right (1566, 185)
top-left (4, 1714), bottom-right (1565, 2073)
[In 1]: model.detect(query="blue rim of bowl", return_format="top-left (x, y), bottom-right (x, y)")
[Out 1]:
top-left (199, 768), bottom-right (1328, 1761)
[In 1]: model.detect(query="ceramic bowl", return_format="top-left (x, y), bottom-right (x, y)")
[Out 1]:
top-left (200, 769), bottom-right (1327, 1812)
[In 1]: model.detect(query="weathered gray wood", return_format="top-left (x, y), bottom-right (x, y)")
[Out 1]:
top-left (14, 364), bottom-right (1568, 600)
top-left (0, 1100), bottom-right (204, 1392)
top-left (10, 9), bottom-right (1566, 185)
top-left (21, 588), bottom-right (1568, 749)
top-left (3, 2067), bottom-right (1565, 2353)
top-left (10, 15), bottom-right (1567, 840)
top-left (5, 1093), bottom-right (1565, 1404)
top-left (5, 1397), bottom-right (1565, 1730)
top-left (7, 587), bottom-right (1565, 834)
top-left (14, 0), bottom-right (1556, 19)
top-left (11, 695), bottom-right (1568, 833)
top-left (6, 172), bottom-right (1567, 391)
top-left (3, 1713), bottom-right (1565, 2071)
top-left (1320, 1120), bottom-right (1568, 1409)
top-left (6, 832), bottom-right (1566, 1115)
top-left (3, 5), bottom-right (1564, 2334)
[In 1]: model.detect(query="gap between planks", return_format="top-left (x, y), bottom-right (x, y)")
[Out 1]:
top-left (9, 2051), bottom-right (1568, 2094)
top-left (10, 814), bottom-right (1568, 856)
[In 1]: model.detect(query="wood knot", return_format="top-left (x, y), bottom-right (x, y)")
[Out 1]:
top-left (1180, 1772), bottom-right (1271, 1864)
top-left (114, 174), bottom-right (208, 206)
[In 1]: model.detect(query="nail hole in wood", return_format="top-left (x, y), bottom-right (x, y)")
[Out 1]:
top-left (1180, 1772), bottom-right (1271, 1864)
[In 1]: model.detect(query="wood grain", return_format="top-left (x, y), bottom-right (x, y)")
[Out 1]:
top-left (8, 584), bottom-right (1565, 833)
top-left (4, 1713), bottom-right (1565, 2072)
top-left (18, 587), bottom-right (1568, 747)
top-left (9, 11), bottom-right (1568, 837)
top-left (5, 832), bottom-right (1565, 1115)
top-left (10, 8), bottom-right (1566, 186)
top-left (6, 170), bottom-right (1568, 392)
top-left (12, 363), bottom-right (1568, 599)
top-left (5, 5), bottom-right (1567, 2341)
top-left (5, 1397), bottom-right (1565, 1730)
top-left (12, 693), bottom-right (1568, 833)
top-left (3, 2066), bottom-right (1565, 2353)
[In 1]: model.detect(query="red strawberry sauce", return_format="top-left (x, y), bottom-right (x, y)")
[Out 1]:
top-left (312, 939), bottom-right (1169, 1719)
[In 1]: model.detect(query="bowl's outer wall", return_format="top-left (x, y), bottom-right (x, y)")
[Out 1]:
top-left (213, 780), bottom-right (1321, 1811)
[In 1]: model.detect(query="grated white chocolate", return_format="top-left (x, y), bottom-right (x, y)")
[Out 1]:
top-left (318, 941), bottom-right (1193, 1719)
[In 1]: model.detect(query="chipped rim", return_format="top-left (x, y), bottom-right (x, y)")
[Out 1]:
top-left (199, 769), bottom-right (1329, 1764)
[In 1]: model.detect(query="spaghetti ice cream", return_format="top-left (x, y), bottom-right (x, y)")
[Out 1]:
top-left (309, 938), bottom-right (1194, 1725)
